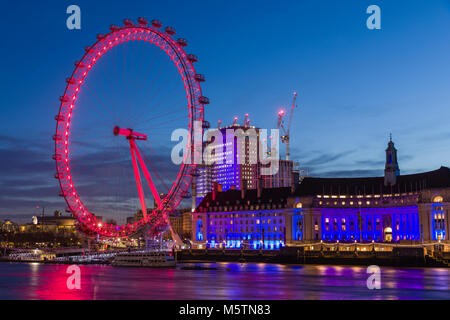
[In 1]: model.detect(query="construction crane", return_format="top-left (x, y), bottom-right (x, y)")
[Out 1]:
top-left (277, 91), bottom-right (298, 161)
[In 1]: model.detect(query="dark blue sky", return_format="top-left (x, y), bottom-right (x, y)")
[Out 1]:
top-left (1, 0), bottom-right (449, 219)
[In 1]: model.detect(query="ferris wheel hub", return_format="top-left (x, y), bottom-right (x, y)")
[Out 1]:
top-left (113, 126), bottom-right (147, 141)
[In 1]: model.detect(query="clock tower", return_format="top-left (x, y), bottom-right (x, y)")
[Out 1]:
top-left (384, 134), bottom-right (400, 186)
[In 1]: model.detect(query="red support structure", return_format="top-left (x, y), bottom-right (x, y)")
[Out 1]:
top-left (129, 139), bottom-right (148, 220)
top-left (130, 140), bottom-right (162, 207)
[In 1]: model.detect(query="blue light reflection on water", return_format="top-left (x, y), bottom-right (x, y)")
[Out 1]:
top-left (0, 262), bottom-right (449, 300)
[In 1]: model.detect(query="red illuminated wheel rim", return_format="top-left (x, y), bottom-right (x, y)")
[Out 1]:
top-left (53, 19), bottom-right (206, 237)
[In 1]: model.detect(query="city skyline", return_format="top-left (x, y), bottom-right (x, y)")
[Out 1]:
top-left (1, 0), bottom-right (450, 218)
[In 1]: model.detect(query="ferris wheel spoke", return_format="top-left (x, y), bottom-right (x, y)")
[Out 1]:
top-left (137, 114), bottom-right (188, 132)
top-left (127, 102), bottom-right (186, 129)
top-left (133, 105), bottom-right (185, 125)
top-left (92, 68), bottom-right (118, 125)
top-left (124, 76), bottom-right (173, 126)
top-left (83, 85), bottom-right (117, 123)
top-left (129, 103), bottom-right (185, 129)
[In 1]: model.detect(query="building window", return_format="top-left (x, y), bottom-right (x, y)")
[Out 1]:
top-left (432, 198), bottom-right (446, 240)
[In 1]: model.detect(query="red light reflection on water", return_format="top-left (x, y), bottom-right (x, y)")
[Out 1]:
top-left (29, 263), bottom-right (93, 300)
top-left (1, 262), bottom-right (449, 300)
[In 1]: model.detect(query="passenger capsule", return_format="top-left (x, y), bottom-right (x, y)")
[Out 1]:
top-left (66, 78), bottom-right (76, 85)
top-left (165, 26), bottom-right (176, 35)
top-left (137, 17), bottom-right (148, 25)
top-left (110, 24), bottom-right (120, 32)
top-left (59, 96), bottom-right (69, 103)
top-left (123, 19), bottom-right (134, 27)
top-left (199, 96), bottom-right (210, 104)
top-left (187, 54), bottom-right (198, 63)
top-left (74, 61), bottom-right (86, 68)
top-left (202, 120), bottom-right (211, 129)
top-left (194, 74), bottom-right (205, 82)
top-left (176, 38), bottom-right (188, 47)
top-left (151, 19), bottom-right (162, 28)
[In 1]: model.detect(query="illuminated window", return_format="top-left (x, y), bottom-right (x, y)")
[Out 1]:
top-left (433, 196), bottom-right (443, 203)
top-left (432, 202), bottom-right (446, 240)
top-left (296, 202), bottom-right (302, 208)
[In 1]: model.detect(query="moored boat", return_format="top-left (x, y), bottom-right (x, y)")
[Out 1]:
top-left (111, 249), bottom-right (176, 267)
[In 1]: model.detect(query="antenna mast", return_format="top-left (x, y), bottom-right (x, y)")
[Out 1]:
top-left (278, 92), bottom-right (297, 161)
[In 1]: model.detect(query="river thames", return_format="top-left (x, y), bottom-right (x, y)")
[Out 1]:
top-left (0, 262), bottom-right (449, 300)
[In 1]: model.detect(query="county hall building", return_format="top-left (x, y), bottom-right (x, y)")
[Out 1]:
top-left (192, 138), bottom-right (449, 249)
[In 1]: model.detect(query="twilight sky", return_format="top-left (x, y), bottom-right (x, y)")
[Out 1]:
top-left (0, 0), bottom-right (449, 220)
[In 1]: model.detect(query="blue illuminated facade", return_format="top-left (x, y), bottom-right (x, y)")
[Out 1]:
top-left (292, 210), bottom-right (303, 241)
top-left (320, 207), bottom-right (420, 242)
top-left (193, 165), bottom-right (450, 248)
top-left (194, 125), bottom-right (259, 206)
top-left (204, 210), bottom-right (287, 250)
top-left (431, 202), bottom-right (446, 241)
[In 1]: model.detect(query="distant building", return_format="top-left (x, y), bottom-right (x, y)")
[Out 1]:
top-left (193, 138), bottom-right (449, 249)
top-left (126, 210), bottom-right (144, 225)
top-left (0, 220), bottom-right (19, 233)
top-left (169, 212), bottom-right (183, 236)
top-left (168, 209), bottom-right (193, 239)
top-left (19, 212), bottom-right (76, 234)
top-left (182, 210), bottom-right (193, 237)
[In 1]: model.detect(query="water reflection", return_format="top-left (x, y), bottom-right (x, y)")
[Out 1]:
top-left (0, 262), bottom-right (449, 300)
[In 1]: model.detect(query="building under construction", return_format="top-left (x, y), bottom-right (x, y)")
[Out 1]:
top-left (192, 111), bottom-right (300, 209)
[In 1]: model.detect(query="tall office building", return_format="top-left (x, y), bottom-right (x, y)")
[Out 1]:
top-left (193, 122), bottom-right (297, 208)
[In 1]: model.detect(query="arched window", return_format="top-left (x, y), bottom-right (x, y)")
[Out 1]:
top-left (432, 196), bottom-right (443, 203)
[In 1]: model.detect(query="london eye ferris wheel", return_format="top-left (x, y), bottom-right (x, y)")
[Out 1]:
top-left (53, 18), bottom-right (208, 238)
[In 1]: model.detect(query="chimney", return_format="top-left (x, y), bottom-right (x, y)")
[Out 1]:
top-left (191, 177), bottom-right (197, 212)
top-left (291, 171), bottom-right (297, 194)
top-left (213, 182), bottom-right (218, 201)
top-left (257, 177), bottom-right (263, 198)
top-left (240, 179), bottom-right (247, 199)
